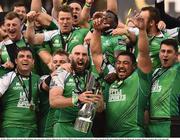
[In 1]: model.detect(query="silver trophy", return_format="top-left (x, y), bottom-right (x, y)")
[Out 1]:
top-left (74, 74), bottom-right (100, 133)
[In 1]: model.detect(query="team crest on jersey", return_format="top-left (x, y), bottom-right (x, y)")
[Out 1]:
top-left (54, 39), bottom-right (60, 44)
top-left (151, 80), bottom-right (162, 93)
top-left (53, 39), bottom-right (61, 48)
top-left (66, 78), bottom-right (76, 86)
top-left (13, 82), bottom-right (22, 90)
top-left (109, 89), bottom-right (126, 102)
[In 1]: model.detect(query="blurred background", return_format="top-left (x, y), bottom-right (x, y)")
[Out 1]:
top-left (0, 0), bottom-right (180, 23)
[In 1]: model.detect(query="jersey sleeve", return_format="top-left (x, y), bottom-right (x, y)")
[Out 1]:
top-left (49, 68), bottom-right (70, 90)
top-left (0, 71), bottom-right (16, 96)
top-left (46, 18), bottom-right (60, 30)
top-left (44, 30), bottom-right (59, 42)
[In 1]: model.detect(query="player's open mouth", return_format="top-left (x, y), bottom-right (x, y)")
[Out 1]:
top-left (163, 59), bottom-right (168, 62)
top-left (73, 15), bottom-right (78, 20)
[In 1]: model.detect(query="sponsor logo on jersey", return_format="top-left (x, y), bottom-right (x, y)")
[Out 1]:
top-left (17, 91), bottom-right (34, 109)
top-left (109, 89), bottom-right (126, 102)
top-left (151, 80), bottom-right (162, 93)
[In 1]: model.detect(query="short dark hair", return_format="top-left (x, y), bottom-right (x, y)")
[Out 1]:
top-left (53, 49), bottom-right (70, 62)
top-left (5, 11), bottom-right (21, 21)
top-left (141, 6), bottom-right (161, 24)
top-left (59, 5), bottom-right (73, 16)
top-left (12, 1), bottom-right (26, 11)
top-left (116, 51), bottom-right (136, 66)
top-left (160, 38), bottom-right (178, 53)
top-left (53, 49), bottom-right (69, 57)
top-left (15, 47), bottom-right (33, 59)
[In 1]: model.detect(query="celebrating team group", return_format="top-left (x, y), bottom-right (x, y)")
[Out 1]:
top-left (0, 0), bottom-right (179, 138)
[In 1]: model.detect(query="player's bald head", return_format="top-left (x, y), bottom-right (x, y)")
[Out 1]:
top-left (71, 44), bottom-right (88, 54)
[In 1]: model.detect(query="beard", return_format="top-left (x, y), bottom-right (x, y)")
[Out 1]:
top-left (71, 59), bottom-right (89, 74)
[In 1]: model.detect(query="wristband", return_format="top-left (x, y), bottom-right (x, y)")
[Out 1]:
top-left (85, 2), bottom-right (91, 8)
top-left (72, 93), bottom-right (79, 106)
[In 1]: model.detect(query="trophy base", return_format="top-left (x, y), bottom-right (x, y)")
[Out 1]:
top-left (74, 117), bottom-right (92, 133)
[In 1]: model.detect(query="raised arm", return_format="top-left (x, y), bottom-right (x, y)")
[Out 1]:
top-left (36, 12), bottom-right (53, 27)
top-left (51, 0), bottom-right (62, 20)
top-left (31, 0), bottom-right (42, 11)
top-left (90, 12), bottom-right (109, 73)
top-left (31, 0), bottom-right (53, 27)
top-left (80, 0), bottom-right (94, 28)
top-left (132, 16), bottom-right (152, 73)
top-left (107, 0), bottom-right (118, 14)
top-left (26, 11), bottom-right (45, 45)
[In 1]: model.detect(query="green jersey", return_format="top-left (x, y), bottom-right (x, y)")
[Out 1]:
top-left (101, 34), bottom-right (127, 65)
top-left (148, 63), bottom-right (180, 137)
top-left (105, 69), bottom-right (151, 137)
top-left (0, 71), bottom-right (40, 134)
top-left (150, 63), bottom-right (180, 118)
top-left (44, 28), bottom-right (88, 53)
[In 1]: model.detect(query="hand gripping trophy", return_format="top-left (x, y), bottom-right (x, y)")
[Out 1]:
top-left (74, 74), bottom-right (101, 133)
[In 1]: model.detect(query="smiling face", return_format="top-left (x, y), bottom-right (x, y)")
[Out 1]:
top-left (115, 55), bottom-right (135, 80)
top-left (71, 45), bottom-right (89, 73)
top-left (13, 6), bottom-right (26, 21)
top-left (102, 11), bottom-right (118, 32)
top-left (159, 44), bottom-right (178, 68)
top-left (15, 50), bottom-right (34, 76)
top-left (4, 17), bottom-right (21, 41)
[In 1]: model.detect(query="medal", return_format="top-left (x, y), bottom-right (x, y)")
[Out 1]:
top-left (16, 71), bottom-right (33, 110)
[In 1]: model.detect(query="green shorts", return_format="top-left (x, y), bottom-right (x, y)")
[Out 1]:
top-left (147, 120), bottom-right (170, 137)
top-left (0, 127), bottom-right (37, 137)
